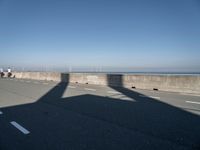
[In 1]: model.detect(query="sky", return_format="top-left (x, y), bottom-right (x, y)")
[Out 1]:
top-left (0, 0), bottom-right (200, 72)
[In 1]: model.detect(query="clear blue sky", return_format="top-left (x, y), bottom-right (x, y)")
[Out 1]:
top-left (0, 0), bottom-right (200, 72)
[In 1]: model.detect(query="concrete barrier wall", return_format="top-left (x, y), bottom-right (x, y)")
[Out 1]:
top-left (123, 75), bottom-right (200, 94)
top-left (13, 72), bottom-right (61, 82)
top-left (12, 72), bottom-right (200, 94)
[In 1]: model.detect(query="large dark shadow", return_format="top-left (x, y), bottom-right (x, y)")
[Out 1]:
top-left (0, 73), bottom-right (200, 150)
top-left (106, 74), bottom-right (200, 148)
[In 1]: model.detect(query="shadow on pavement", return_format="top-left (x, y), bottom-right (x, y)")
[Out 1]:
top-left (0, 74), bottom-right (200, 150)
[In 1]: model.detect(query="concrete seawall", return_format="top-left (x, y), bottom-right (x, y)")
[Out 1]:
top-left (12, 72), bottom-right (200, 94)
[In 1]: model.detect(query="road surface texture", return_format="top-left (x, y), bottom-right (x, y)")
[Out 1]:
top-left (0, 77), bottom-right (200, 150)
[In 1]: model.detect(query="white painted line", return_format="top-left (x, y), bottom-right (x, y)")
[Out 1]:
top-left (84, 88), bottom-right (96, 91)
top-left (139, 95), bottom-right (147, 97)
top-left (26, 81), bottom-right (31, 83)
top-left (186, 101), bottom-right (200, 105)
top-left (68, 86), bottom-right (76, 89)
top-left (10, 79), bottom-right (13, 80)
top-left (139, 95), bottom-right (160, 99)
top-left (10, 121), bottom-right (30, 134)
top-left (0, 111), bottom-right (3, 115)
top-left (150, 96), bottom-right (160, 99)
top-left (43, 82), bottom-right (49, 85)
top-left (107, 91), bottom-right (120, 94)
top-left (180, 93), bottom-right (200, 97)
top-left (34, 82), bottom-right (39, 84)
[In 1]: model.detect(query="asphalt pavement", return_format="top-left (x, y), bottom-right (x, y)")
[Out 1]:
top-left (0, 78), bottom-right (200, 150)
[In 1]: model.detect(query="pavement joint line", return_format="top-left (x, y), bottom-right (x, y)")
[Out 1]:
top-left (84, 88), bottom-right (96, 91)
top-left (186, 101), bottom-right (200, 105)
top-left (68, 86), bottom-right (76, 88)
top-left (107, 91), bottom-right (121, 94)
top-left (0, 111), bottom-right (3, 115)
top-left (10, 121), bottom-right (30, 135)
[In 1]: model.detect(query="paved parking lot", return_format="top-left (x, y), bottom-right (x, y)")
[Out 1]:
top-left (0, 78), bottom-right (200, 150)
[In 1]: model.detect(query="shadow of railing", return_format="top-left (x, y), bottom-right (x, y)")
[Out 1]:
top-left (0, 73), bottom-right (200, 149)
top-left (37, 74), bottom-right (69, 104)
top-left (105, 74), bottom-right (200, 149)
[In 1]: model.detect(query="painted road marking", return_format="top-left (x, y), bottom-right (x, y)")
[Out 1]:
top-left (180, 93), bottom-right (200, 97)
top-left (139, 95), bottom-right (160, 99)
top-left (68, 86), bottom-right (76, 89)
top-left (186, 101), bottom-right (200, 105)
top-left (0, 111), bottom-right (3, 115)
top-left (34, 81), bottom-right (39, 84)
top-left (43, 82), bottom-right (49, 85)
top-left (139, 95), bottom-right (147, 97)
top-left (20, 80), bottom-right (24, 82)
top-left (10, 121), bottom-right (30, 134)
top-left (84, 88), bottom-right (96, 91)
top-left (107, 91), bottom-right (121, 94)
top-left (26, 81), bottom-right (31, 83)
top-left (150, 96), bottom-right (160, 99)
